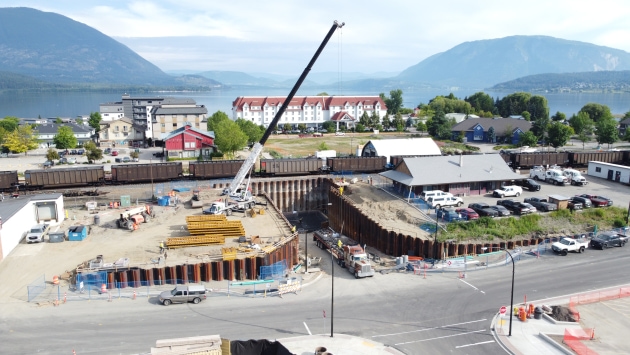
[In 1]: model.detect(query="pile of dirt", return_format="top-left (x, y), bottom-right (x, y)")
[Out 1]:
top-left (550, 305), bottom-right (579, 322)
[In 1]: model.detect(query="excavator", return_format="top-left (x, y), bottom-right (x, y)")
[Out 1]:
top-left (221, 21), bottom-right (345, 203)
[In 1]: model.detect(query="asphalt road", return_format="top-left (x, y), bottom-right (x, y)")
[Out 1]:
top-left (1, 242), bottom-right (629, 354)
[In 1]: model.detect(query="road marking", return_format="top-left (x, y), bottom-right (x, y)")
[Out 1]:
top-left (455, 340), bottom-right (495, 348)
top-left (303, 322), bottom-right (312, 335)
top-left (395, 329), bottom-right (486, 345)
top-left (372, 319), bottom-right (486, 338)
top-left (459, 278), bottom-right (485, 293)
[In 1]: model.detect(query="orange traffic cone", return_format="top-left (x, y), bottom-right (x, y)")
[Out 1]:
top-left (132, 290), bottom-right (136, 300)
top-left (101, 284), bottom-right (106, 294)
top-left (52, 275), bottom-right (59, 285)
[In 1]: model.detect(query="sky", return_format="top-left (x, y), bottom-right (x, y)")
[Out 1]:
top-left (4, 1), bottom-right (630, 76)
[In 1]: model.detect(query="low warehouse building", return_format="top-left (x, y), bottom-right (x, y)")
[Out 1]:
top-left (380, 154), bottom-right (523, 196)
top-left (588, 161), bottom-right (630, 184)
top-left (0, 193), bottom-right (64, 262)
top-left (361, 138), bottom-right (441, 164)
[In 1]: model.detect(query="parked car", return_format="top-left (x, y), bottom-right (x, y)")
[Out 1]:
top-left (468, 203), bottom-right (499, 217)
top-left (521, 202), bottom-right (537, 213)
top-left (593, 195), bottom-right (613, 207)
top-left (111, 150), bottom-right (119, 156)
top-left (67, 157), bottom-right (77, 164)
top-left (335, 131), bottom-right (345, 136)
top-left (577, 194), bottom-right (609, 207)
top-left (514, 178), bottom-right (541, 191)
top-left (58, 157), bottom-right (68, 164)
top-left (590, 232), bottom-right (627, 249)
top-left (77, 149), bottom-right (85, 155)
top-left (115, 157), bottom-right (122, 163)
top-left (455, 208), bottom-right (479, 220)
top-left (497, 199), bottom-right (533, 215)
top-left (153, 152), bottom-right (164, 158)
top-left (489, 205), bottom-right (511, 216)
top-left (569, 196), bottom-right (592, 208)
top-left (70, 149), bottom-right (78, 155)
top-left (43, 160), bottom-right (54, 168)
top-left (427, 195), bottom-right (463, 209)
top-left (422, 190), bottom-right (452, 201)
top-left (26, 224), bottom-right (50, 243)
top-left (523, 197), bottom-right (557, 212)
top-left (492, 185), bottom-right (523, 198)
top-left (567, 198), bottom-right (583, 211)
top-left (158, 285), bottom-right (207, 306)
top-left (436, 207), bottom-right (463, 222)
top-left (132, 157), bottom-right (139, 162)
top-left (122, 156), bottom-right (131, 163)
top-left (104, 148), bottom-right (112, 154)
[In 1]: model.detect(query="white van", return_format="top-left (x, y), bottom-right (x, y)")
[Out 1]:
top-left (427, 195), bottom-right (463, 209)
top-left (421, 190), bottom-right (451, 201)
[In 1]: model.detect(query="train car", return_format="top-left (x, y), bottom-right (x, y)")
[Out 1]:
top-left (0, 170), bottom-right (18, 192)
top-left (111, 162), bottom-right (182, 183)
top-left (24, 167), bottom-right (105, 189)
top-left (259, 158), bottom-right (323, 176)
top-left (569, 151), bottom-right (625, 167)
top-left (189, 160), bottom-right (243, 179)
top-left (327, 156), bottom-right (387, 173)
top-left (512, 152), bottom-right (569, 168)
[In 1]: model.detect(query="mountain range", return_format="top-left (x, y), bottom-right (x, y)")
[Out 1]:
top-left (2, 7), bottom-right (630, 92)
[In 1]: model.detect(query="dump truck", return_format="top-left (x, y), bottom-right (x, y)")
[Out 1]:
top-left (313, 227), bottom-right (375, 278)
top-left (116, 205), bottom-right (155, 230)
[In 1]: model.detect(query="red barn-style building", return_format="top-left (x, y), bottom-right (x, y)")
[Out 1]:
top-left (164, 125), bottom-right (215, 159)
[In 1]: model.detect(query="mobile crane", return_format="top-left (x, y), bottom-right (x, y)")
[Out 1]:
top-left (222, 21), bottom-right (345, 202)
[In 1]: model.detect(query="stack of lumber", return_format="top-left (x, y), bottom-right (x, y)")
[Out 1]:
top-left (166, 235), bottom-right (225, 249)
top-left (187, 221), bottom-right (245, 237)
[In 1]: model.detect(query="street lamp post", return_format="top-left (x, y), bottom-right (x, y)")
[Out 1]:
top-left (481, 247), bottom-right (516, 337)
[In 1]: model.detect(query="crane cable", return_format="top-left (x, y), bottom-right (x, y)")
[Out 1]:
top-left (337, 25), bottom-right (343, 95)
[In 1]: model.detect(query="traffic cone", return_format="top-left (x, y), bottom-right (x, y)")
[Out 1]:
top-left (73, 350), bottom-right (76, 355)
top-left (63, 292), bottom-right (67, 303)
top-left (132, 290), bottom-right (136, 300)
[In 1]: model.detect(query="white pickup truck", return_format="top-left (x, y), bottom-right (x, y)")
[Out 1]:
top-left (551, 237), bottom-right (588, 255)
top-left (492, 185), bottom-right (523, 198)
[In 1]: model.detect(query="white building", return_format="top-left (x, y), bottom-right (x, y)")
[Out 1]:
top-left (231, 96), bottom-right (388, 129)
top-left (588, 161), bottom-right (630, 185)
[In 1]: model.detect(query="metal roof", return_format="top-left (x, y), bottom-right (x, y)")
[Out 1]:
top-left (361, 138), bottom-right (441, 162)
top-left (34, 122), bottom-right (93, 134)
top-left (0, 193), bottom-right (62, 222)
top-left (380, 154), bottom-right (522, 186)
top-left (152, 107), bottom-right (208, 115)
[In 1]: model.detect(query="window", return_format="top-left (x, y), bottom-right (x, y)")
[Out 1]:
top-left (161, 124), bottom-right (165, 128)
top-left (595, 167), bottom-right (601, 173)
top-left (114, 126), bottom-right (119, 132)
top-left (195, 123), bottom-right (199, 127)
top-left (173, 123), bottom-right (177, 128)
top-left (123, 126), bottom-right (127, 132)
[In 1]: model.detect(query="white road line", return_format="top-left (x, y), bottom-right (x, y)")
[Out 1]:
top-left (455, 340), bottom-right (495, 348)
top-left (459, 278), bottom-right (485, 293)
top-left (371, 319), bottom-right (487, 338)
top-left (395, 329), bottom-right (487, 345)
top-left (303, 322), bottom-right (312, 335)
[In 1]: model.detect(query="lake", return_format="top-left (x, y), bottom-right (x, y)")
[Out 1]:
top-left (1, 88), bottom-right (629, 119)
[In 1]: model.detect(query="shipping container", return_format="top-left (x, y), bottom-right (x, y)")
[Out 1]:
top-left (327, 156), bottom-right (387, 173)
top-left (189, 160), bottom-right (244, 179)
top-left (111, 162), bottom-right (182, 183)
top-left (24, 167), bottom-right (105, 188)
top-left (259, 158), bottom-right (323, 176)
top-left (0, 170), bottom-right (18, 191)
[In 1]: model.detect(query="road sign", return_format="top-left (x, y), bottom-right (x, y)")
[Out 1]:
top-left (500, 306), bottom-right (507, 315)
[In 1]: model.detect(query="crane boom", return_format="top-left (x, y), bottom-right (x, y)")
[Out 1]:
top-left (224, 20), bottom-right (345, 197)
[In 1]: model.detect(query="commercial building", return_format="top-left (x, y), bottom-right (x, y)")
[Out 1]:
top-left (0, 193), bottom-right (64, 263)
top-left (588, 161), bottom-right (630, 184)
top-left (380, 154), bottom-right (523, 196)
top-left (231, 96), bottom-right (387, 130)
top-left (163, 124), bottom-right (215, 159)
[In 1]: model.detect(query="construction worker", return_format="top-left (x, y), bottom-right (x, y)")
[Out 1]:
top-left (159, 241), bottom-right (165, 253)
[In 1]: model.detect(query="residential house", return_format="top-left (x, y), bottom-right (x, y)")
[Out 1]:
top-left (33, 122), bottom-right (94, 149)
top-left (619, 117), bottom-right (630, 137)
top-left (163, 124), bottom-right (215, 159)
top-left (231, 96), bottom-right (387, 130)
top-left (99, 117), bottom-right (143, 148)
top-left (451, 117), bottom-right (533, 145)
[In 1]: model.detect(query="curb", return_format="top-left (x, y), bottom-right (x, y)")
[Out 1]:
top-left (539, 333), bottom-right (574, 355)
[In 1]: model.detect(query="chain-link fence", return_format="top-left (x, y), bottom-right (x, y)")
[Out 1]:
top-left (27, 274), bottom-right (46, 302)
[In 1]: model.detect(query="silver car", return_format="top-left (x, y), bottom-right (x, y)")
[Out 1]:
top-left (158, 285), bottom-right (207, 306)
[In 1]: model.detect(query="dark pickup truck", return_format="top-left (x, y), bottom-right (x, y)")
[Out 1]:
top-left (497, 199), bottom-right (534, 215)
top-left (523, 197), bottom-right (557, 212)
top-left (514, 178), bottom-right (541, 191)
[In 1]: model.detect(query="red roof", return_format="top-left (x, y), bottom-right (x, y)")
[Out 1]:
top-left (330, 111), bottom-right (356, 122)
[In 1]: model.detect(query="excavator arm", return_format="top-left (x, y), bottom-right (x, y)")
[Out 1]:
top-left (223, 20), bottom-right (345, 197)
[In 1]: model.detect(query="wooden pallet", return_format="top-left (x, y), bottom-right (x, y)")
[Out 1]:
top-left (166, 234), bottom-right (226, 248)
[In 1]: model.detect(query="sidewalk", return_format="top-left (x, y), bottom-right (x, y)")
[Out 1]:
top-left (278, 334), bottom-right (406, 355)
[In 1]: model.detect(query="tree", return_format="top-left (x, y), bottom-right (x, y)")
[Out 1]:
top-left (415, 121), bottom-right (427, 135)
top-left (427, 108), bottom-right (452, 140)
top-left (518, 131), bottom-right (538, 147)
top-left (75, 117), bottom-right (84, 125)
top-left (577, 132), bottom-right (591, 149)
top-left (84, 141), bottom-right (103, 163)
top-left (207, 111), bottom-right (230, 131)
top-left (235, 118), bottom-right (264, 143)
top-left (46, 148), bottom-right (59, 161)
top-left (55, 117), bottom-right (63, 124)
top-left (595, 117), bottom-right (619, 147)
top-left (547, 122), bottom-right (573, 149)
top-left (0, 117), bottom-right (20, 132)
top-left (355, 123), bottom-right (365, 133)
top-left (380, 89), bottom-right (404, 115)
top-left (130, 151), bottom-right (139, 159)
top-left (4, 125), bottom-right (39, 154)
top-left (369, 111), bottom-right (380, 128)
top-left (381, 114), bottom-right (391, 129)
top-left (487, 126), bottom-right (496, 143)
top-left (322, 121), bottom-right (335, 132)
top-left (521, 111), bottom-right (531, 121)
top-left (623, 129), bottom-right (630, 143)
top-left (465, 92), bottom-right (494, 113)
top-left (569, 112), bottom-right (594, 136)
top-left (530, 116), bottom-right (550, 140)
top-left (551, 111), bottom-right (566, 122)
top-left (316, 92), bottom-right (328, 96)
top-left (297, 123), bottom-right (307, 133)
top-left (359, 112), bottom-right (370, 127)
top-left (318, 142), bottom-right (329, 151)
top-left (214, 119), bottom-right (248, 158)
top-left (53, 126), bottom-right (77, 149)
top-left (406, 117), bottom-right (414, 128)
top-left (88, 112), bottom-right (102, 132)
top-left (579, 103), bottom-right (612, 123)
top-left (283, 123), bottom-right (292, 132)
top-left (393, 113), bottom-right (405, 131)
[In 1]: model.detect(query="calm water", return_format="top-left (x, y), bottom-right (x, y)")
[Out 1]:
top-left (1, 88), bottom-right (629, 119)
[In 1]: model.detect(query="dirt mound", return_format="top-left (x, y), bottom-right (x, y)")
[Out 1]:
top-left (550, 305), bottom-right (578, 322)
